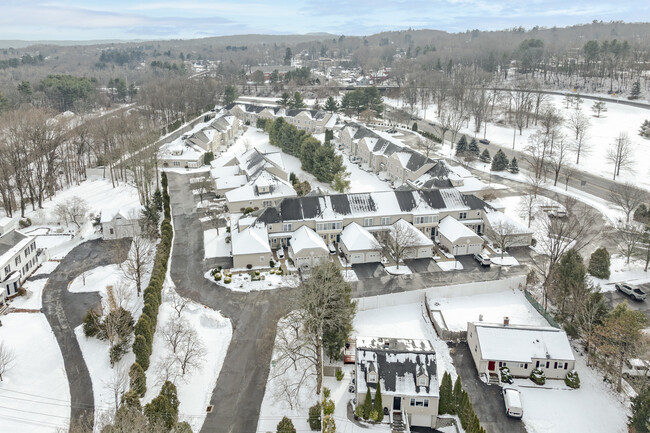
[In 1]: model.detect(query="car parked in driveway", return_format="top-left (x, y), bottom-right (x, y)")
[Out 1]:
top-left (623, 358), bottom-right (650, 377)
top-left (474, 252), bottom-right (491, 267)
top-left (276, 248), bottom-right (285, 259)
top-left (615, 283), bottom-right (646, 301)
top-left (502, 388), bottom-right (523, 419)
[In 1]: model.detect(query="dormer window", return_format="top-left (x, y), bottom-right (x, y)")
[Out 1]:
top-left (368, 373), bottom-right (377, 383)
top-left (418, 376), bottom-right (428, 387)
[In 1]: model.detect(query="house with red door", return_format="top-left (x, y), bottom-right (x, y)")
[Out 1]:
top-left (467, 321), bottom-right (575, 380)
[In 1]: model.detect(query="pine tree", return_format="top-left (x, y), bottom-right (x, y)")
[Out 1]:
top-left (508, 156), bottom-right (520, 173)
top-left (363, 388), bottom-right (373, 420)
top-left (468, 138), bottom-right (480, 156)
top-left (439, 372), bottom-right (453, 414)
top-left (133, 334), bottom-right (151, 370)
top-left (455, 135), bottom-right (468, 156)
top-left (373, 382), bottom-right (384, 421)
top-left (630, 386), bottom-right (650, 433)
top-left (412, 122), bottom-right (418, 132)
top-left (588, 247), bottom-right (611, 279)
top-left (479, 148), bottom-right (491, 163)
top-left (591, 99), bottom-right (607, 118)
top-left (458, 391), bottom-right (472, 429)
top-left (630, 81), bottom-right (641, 100)
top-left (324, 96), bottom-right (339, 113)
top-left (491, 149), bottom-right (509, 171)
top-left (144, 381), bottom-right (179, 430)
top-left (452, 376), bottom-right (462, 415)
top-left (129, 362), bottom-right (147, 397)
top-left (277, 416), bottom-right (296, 433)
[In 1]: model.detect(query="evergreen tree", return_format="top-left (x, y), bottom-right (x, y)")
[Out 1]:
top-left (324, 96), bottom-right (339, 113)
top-left (491, 149), bottom-right (509, 171)
top-left (133, 334), bottom-right (151, 370)
top-left (508, 156), bottom-right (520, 174)
top-left (479, 149), bottom-right (491, 163)
top-left (277, 92), bottom-right (291, 107)
top-left (284, 47), bottom-right (292, 65)
top-left (468, 139), bottom-right (480, 157)
top-left (630, 386), bottom-right (650, 433)
top-left (452, 376), bottom-right (462, 414)
top-left (373, 382), bottom-right (384, 421)
top-left (439, 372), bottom-right (453, 414)
top-left (412, 122), bottom-right (418, 132)
top-left (144, 381), bottom-right (179, 430)
top-left (588, 247), bottom-right (611, 279)
top-left (458, 391), bottom-right (472, 429)
top-left (277, 416), bottom-right (297, 433)
top-left (630, 81), bottom-right (641, 100)
top-left (82, 308), bottom-right (101, 337)
top-left (363, 388), bottom-right (373, 420)
top-left (455, 135), bottom-right (468, 156)
top-left (290, 91), bottom-right (306, 109)
top-left (223, 85), bottom-right (237, 105)
top-left (129, 362), bottom-right (147, 397)
top-left (591, 99), bottom-right (607, 118)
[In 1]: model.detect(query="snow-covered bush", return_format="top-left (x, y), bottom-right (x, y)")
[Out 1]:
top-left (224, 277), bottom-right (232, 284)
top-left (565, 370), bottom-right (580, 389)
top-left (213, 272), bottom-right (222, 281)
top-left (500, 366), bottom-right (513, 383)
top-left (530, 368), bottom-right (546, 385)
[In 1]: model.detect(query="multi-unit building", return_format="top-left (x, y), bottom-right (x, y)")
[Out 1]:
top-left (100, 206), bottom-right (144, 240)
top-left (467, 321), bottom-right (576, 380)
top-left (0, 230), bottom-right (39, 306)
top-left (226, 103), bottom-right (338, 134)
top-left (355, 337), bottom-right (439, 429)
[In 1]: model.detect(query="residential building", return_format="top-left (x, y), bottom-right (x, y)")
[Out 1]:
top-left (467, 321), bottom-right (576, 380)
top-left (158, 141), bottom-right (205, 168)
top-left (339, 222), bottom-right (382, 264)
top-left (388, 219), bottom-right (434, 259)
top-left (231, 222), bottom-right (272, 269)
top-left (100, 206), bottom-right (143, 240)
top-left (287, 226), bottom-right (329, 268)
top-left (483, 209), bottom-right (534, 247)
top-left (355, 337), bottom-right (439, 429)
top-left (225, 171), bottom-right (297, 212)
top-left (437, 216), bottom-right (484, 256)
top-left (0, 230), bottom-right (39, 306)
top-left (226, 103), bottom-right (338, 134)
top-left (0, 217), bottom-right (18, 237)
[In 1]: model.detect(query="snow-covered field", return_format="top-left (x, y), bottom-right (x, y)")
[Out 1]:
top-left (387, 94), bottom-right (650, 189)
top-left (428, 289), bottom-right (549, 332)
top-left (0, 313), bottom-right (71, 433)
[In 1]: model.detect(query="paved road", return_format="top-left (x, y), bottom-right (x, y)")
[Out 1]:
top-left (451, 343), bottom-right (527, 433)
top-left (167, 172), bottom-right (299, 433)
top-left (41, 238), bottom-right (131, 429)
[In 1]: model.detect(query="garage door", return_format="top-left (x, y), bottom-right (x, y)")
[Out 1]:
top-left (467, 244), bottom-right (482, 255)
top-left (410, 414), bottom-right (432, 427)
top-left (350, 253), bottom-right (364, 264)
top-left (296, 257), bottom-right (311, 266)
top-left (366, 252), bottom-right (381, 262)
top-left (454, 244), bottom-right (468, 255)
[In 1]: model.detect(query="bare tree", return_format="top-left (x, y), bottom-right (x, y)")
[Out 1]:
top-left (54, 196), bottom-right (89, 229)
top-left (193, 176), bottom-right (214, 203)
top-left (566, 108), bottom-right (591, 164)
top-left (170, 293), bottom-right (190, 318)
top-left (119, 235), bottom-right (154, 296)
top-left (546, 135), bottom-right (572, 187)
top-left (606, 132), bottom-right (634, 180)
top-left (486, 219), bottom-right (521, 259)
top-left (103, 365), bottom-right (129, 412)
top-left (416, 136), bottom-right (439, 159)
top-left (0, 342), bottom-right (15, 381)
top-left (609, 182), bottom-right (648, 223)
top-left (380, 220), bottom-right (418, 269)
top-left (162, 318), bottom-right (191, 354)
top-left (616, 222), bottom-right (644, 264)
top-left (176, 326), bottom-right (207, 376)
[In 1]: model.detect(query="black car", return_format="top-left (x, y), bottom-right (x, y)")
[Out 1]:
top-left (479, 138), bottom-right (490, 145)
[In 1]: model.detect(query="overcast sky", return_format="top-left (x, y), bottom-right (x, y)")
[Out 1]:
top-left (1, 0), bottom-right (647, 41)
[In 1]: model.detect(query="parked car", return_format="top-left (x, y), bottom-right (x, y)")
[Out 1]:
top-left (386, 128), bottom-right (397, 134)
top-left (502, 388), bottom-right (523, 419)
top-left (615, 283), bottom-right (647, 301)
top-left (479, 138), bottom-right (490, 145)
top-left (328, 243), bottom-right (337, 254)
top-left (623, 358), bottom-right (650, 377)
top-left (350, 155), bottom-right (361, 163)
top-left (474, 252), bottom-right (491, 267)
top-left (277, 248), bottom-right (285, 259)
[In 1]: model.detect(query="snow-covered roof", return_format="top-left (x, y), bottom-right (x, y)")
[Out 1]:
top-left (438, 216), bottom-right (482, 242)
top-left (0, 230), bottom-right (33, 265)
top-left (289, 226), bottom-right (328, 254)
top-left (355, 336), bottom-right (438, 398)
top-left (210, 165), bottom-right (241, 179)
top-left (215, 175), bottom-right (248, 191)
top-left (340, 222), bottom-right (381, 251)
top-left (225, 171), bottom-right (297, 204)
top-left (454, 177), bottom-right (490, 193)
top-left (231, 223), bottom-right (271, 256)
top-left (484, 209), bottom-right (533, 235)
top-left (390, 219), bottom-right (434, 246)
top-left (100, 206), bottom-right (143, 223)
top-left (474, 323), bottom-right (575, 363)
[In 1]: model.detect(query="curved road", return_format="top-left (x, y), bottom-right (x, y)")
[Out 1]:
top-left (42, 237), bottom-right (131, 429)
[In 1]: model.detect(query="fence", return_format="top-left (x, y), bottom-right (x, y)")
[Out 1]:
top-left (425, 299), bottom-right (467, 341)
top-left (524, 289), bottom-right (561, 328)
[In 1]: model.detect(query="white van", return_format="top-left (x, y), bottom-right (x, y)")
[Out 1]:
top-left (502, 388), bottom-right (523, 419)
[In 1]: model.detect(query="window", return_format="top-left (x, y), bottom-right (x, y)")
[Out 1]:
top-left (414, 215), bottom-right (437, 225)
top-left (545, 361), bottom-right (550, 369)
top-left (554, 362), bottom-right (558, 369)
top-left (15, 256), bottom-right (21, 266)
top-left (316, 222), bottom-right (342, 231)
top-left (410, 398), bottom-right (429, 407)
top-left (283, 223), bottom-right (293, 232)
top-left (268, 225), bottom-right (273, 231)
top-left (380, 217), bottom-right (390, 226)
top-left (260, 256), bottom-right (264, 263)
top-left (536, 361), bottom-right (540, 368)
top-left (24, 250), bottom-right (29, 258)
top-left (564, 363), bottom-right (569, 370)
top-left (459, 212), bottom-right (467, 220)
top-left (4, 265), bottom-right (9, 274)
top-left (109, 228), bottom-right (114, 235)
top-left (363, 217), bottom-right (374, 227)
top-left (262, 200), bottom-right (272, 207)
top-left (418, 376), bottom-right (427, 386)
top-left (368, 373), bottom-right (377, 383)
top-left (273, 239), bottom-right (277, 244)
top-left (173, 161), bottom-right (180, 167)
top-left (524, 363), bottom-right (529, 369)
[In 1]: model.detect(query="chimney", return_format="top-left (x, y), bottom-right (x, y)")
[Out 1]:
top-left (479, 314), bottom-right (483, 322)
top-left (503, 317), bottom-right (510, 326)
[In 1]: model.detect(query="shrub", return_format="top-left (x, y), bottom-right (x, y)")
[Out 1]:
top-left (308, 403), bottom-right (321, 430)
top-left (246, 264), bottom-right (253, 269)
top-left (322, 399), bottom-right (335, 416)
top-left (363, 389), bottom-right (372, 419)
top-left (530, 368), bottom-right (546, 385)
top-left (277, 416), bottom-right (296, 433)
top-left (531, 238), bottom-right (537, 247)
top-left (214, 272), bottom-right (222, 281)
top-left (224, 277), bottom-right (232, 284)
top-left (354, 404), bottom-right (364, 420)
top-left (133, 335), bottom-right (151, 370)
top-left (255, 270), bottom-right (260, 276)
top-left (373, 382), bottom-right (383, 421)
top-left (565, 370), bottom-right (580, 389)
top-left (110, 340), bottom-right (130, 365)
top-left (82, 308), bottom-right (101, 337)
top-left (369, 410), bottom-right (379, 423)
top-left (439, 371), bottom-right (453, 413)
top-left (269, 260), bottom-right (275, 268)
top-left (276, 268), bottom-right (284, 275)
top-left (336, 370), bottom-right (344, 381)
top-left (18, 218), bottom-right (31, 228)
top-left (323, 387), bottom-right (331, 399)
top-left (135, 315), bottom-right (154, 345)
top-left (588, 248), bottom-right (611, 279)
top-left (129, 362), bottom-right (147, 397)
top-left (16, 287), bottom-right (26, 296)
top-left (499, 366), bottom-right (513, 383)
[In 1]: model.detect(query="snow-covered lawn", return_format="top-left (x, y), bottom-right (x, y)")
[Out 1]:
top-left (203, 269), bottom-right (300, 292)
top-left (490, 255), bottom-right (520, 266)
top-left (428, 290), bottom-right (549, 332)
top-left (436, 260), bottom-right (464, 271)
top-left (0, 313), bottom-right (70, 433)
top-left (510, 349), bottom-right (628, 433)
top-left (68, 264), bottom-right (123, 294)
top-left (9, 278), bottom-right (48, 310)
top-left (341, 269), bottom-right (359, 282)
top-left (143, 283), bottom-right (232, 432)
top-left (203, 228), bottom-right (230, 259)
top-left (591, 254), bottom-right (650, 291)
top-left (384, 265), bottom-right (412, 275)
top-left (338, 149), bottom-right (393, 193)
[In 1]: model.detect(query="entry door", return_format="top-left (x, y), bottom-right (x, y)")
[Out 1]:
top-left (488, 361), bottom-right (496, 371)
top-left (393, 396), bottom-right (401, 411)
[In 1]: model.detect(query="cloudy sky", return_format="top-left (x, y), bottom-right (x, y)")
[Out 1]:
top-left (1, 0), bottom-right (646, 41)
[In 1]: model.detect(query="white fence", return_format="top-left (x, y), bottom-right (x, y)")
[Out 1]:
top-left (354, 275), bottom-right (526, 311)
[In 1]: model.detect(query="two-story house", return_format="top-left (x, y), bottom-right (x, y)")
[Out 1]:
top-left (0, 230), bottom-right (39, 306)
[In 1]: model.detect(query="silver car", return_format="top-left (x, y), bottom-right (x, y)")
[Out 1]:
top-left (615, 283), bottom-right (647, 301)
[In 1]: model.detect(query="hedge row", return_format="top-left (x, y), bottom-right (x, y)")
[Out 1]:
top-left (128, 172), bottom-right (173, 397)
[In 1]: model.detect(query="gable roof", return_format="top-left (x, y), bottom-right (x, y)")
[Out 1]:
top-left (231, 223), bottom-right (271, 256)
top-left (340, 222), bottom-right (381, 251)
top-left (289, 226), bottom-right (328, 254)
top-left (100, 206), bottom-right (143, 224)
top-left (437, 216), bottom-right (482, 243)
top-left (0, 230), bottom-right (31, 259)
top-left (390, 219), bottom-right (434, 247)
top-left (225, 171), bottom-right (297, 204)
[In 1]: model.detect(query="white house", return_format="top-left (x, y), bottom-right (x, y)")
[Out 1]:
top-left (355, 337), bottom-right (439, 429)
top-left (0, 230), bottom-right (39, 306)
top-left (437, 216), bottom-right (484, 256)
top-left (467, 321), bottom-right (576, 380)
top-left (483, 209), bottom-right (534, 248)
top-left (0, 217), bottom-right (18, 237)
top-left (225, 171), bottom-right (297, 212)
top-left (339, 222), bottom-right (382, 264)
top-left (288, 226), bottom-right (329, 268)
top-left (100, 207), bottom-right (143, 240)
top-left (231, 222), bottom-right (272, 269)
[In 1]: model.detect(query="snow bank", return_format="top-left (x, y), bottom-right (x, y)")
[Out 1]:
top-left (590, 254), bottom-right (650, 291)
top-left (436, 260), bottom-right (464, 271)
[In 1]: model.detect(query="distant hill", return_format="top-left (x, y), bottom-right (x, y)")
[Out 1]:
top-left (0, 39), bottom-right (147, 49)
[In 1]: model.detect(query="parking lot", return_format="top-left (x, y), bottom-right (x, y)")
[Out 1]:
top-left (604, 282), bottom-right (650, 321)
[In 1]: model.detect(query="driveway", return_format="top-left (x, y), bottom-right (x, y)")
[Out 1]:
top-left (405, 258), bottom-right (441, 273)
top-left (167, 172), bottom-right (299, 433)
top-left (451, 343), bottom-right (527, 433)
top-left (352, 262), bottom-right (385, 279)
top-left (41, 237), bottom-right (132, 428)
top-left (603, 283), bottom-right (650, 321)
